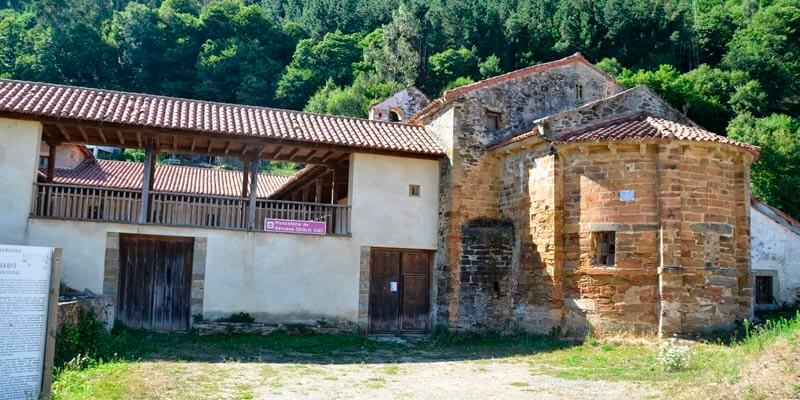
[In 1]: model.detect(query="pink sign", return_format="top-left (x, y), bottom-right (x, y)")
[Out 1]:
top-left (264, 218), bottom-right (327, 235)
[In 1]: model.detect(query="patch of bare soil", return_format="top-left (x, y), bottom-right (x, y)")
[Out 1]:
top-left (247, 359), bottom-right (661, 400)
top-left (717, 334), bottom-right (800, 400)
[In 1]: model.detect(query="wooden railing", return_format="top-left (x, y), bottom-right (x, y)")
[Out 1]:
top-left (32, 183), bottom-right (351, 236)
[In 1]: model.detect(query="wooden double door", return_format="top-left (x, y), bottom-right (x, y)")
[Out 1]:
top-left (368, 249), bottom-right (431, 333)
top-left (118, 234), bottom-right (194, 331)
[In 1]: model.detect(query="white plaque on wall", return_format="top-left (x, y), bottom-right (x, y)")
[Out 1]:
top-left (619, 190), bottom-right (635, 202)
top-left (0, 245), bottom-right (59, 400)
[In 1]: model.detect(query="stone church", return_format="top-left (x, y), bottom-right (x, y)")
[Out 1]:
top-left (401, 53), bottom-right (758, 337)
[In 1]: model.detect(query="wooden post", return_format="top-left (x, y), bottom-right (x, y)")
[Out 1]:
top-left (241, 159), bottom-right (250, 198)
top-left (330, 168), bottom-right (336, 204)
top-left (46, 143), bottom-right (56, 182)
top-left (247, 154), bottom-right (259, 230)
top-left (314, 178), bottom-right (322, 203)
top-left (139, 138), bottom-right (155, 224)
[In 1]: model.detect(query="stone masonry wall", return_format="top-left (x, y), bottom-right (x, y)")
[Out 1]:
top-left (559, 143), bottom-right (661, 335)
top-left (498, 145), bottom-right (564, 333)
top-left (656, 144), bottom-right (753, 335)
top-left (456, 218), bottom-right (515, 329)
top-left (422, 61), bottom-right (622, 329)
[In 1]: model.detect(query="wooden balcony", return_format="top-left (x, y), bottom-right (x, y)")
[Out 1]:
top-left (31, 182), bottom-right (351, 236)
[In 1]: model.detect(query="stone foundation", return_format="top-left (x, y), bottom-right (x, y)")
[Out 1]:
top-left (57, 295), bottom-right (115, 332)
top-left (195, 321), bottom-right (356, 336)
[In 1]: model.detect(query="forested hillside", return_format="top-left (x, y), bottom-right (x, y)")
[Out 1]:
top-left (1, 0), bottom-right (798, 217)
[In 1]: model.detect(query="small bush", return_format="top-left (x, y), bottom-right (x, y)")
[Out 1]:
top-left (55, 309), bottom-right (115, 369)
top-left (219, 312), bottom-right (255, 324)
top-left (656, 338), bottom-right (690, 372)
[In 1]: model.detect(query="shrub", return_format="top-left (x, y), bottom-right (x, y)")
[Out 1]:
top-left (55, 309), bottom-right (115, 369)
top-left (219, 312), bottom-right (255, 324)
top-left (657, 338), bottom-right (690, 372)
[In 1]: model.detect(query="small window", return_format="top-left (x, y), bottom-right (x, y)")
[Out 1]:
top-left (409, 184), bottom-right (420, 197)
top-left (755, 276), bottom-right (774, 305)
top-left (575, 83), bottom-right (584, 100)
top-left (485, 111), bottom-right (501, 130)
top-left (593, 231), bottom-right (616, 266)
top-left (389, 110), bottom-right (401, 122)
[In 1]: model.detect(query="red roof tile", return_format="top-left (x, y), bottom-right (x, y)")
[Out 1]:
top-left (553, 113), bottom-right (760, 153)
top-left (0, 79), bottom-right (444, 156)
top-left (46, 159), bottom-right (291, 198)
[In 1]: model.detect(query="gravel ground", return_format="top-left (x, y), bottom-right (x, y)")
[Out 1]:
top-left (159, 358), bottom-right (661, 400)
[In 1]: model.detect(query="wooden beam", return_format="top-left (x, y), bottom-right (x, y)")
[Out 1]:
top-left (247, 153), bottom-right (260, 230)
top-left (56, 125), bottom-right (71, 141)
top-left (172, 135), bottom-right (178, 151)
top-left (46, 143), bottom-right (56, 182)
top-left (207, 139), bottom-right (214, 153)
top-left (139, 138), bottom-right (156, 224)
top-left (321, 151), bottom-right (339, 164)
top-left (116, 130), bottom-right (125, 146)
top-left (77, 126), bottom-right (89, 142)
top-left (97, 128), bottom-right (107, 143)
top-left (287, 148), bottom-right (301, 161)
top-left (190, 136), bottom-right (197, 152)
top-left (136, 131), bottom-right (143, 148)
top-left (264, 146), bottom-right (283, 160)
top-left (224, 140), bottom-right (232, 155)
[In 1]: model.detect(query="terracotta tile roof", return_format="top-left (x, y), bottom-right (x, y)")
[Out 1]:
top-left (45, 159), bottom-right (291, 198)
top-left (752, 198), bottom-right (800, 235)
top-left (553, 113), bottom-right (760, 153)
top-left (410, 53), bottom-right (621, 122)
top-left (0, 79), bottom-right (444, 156)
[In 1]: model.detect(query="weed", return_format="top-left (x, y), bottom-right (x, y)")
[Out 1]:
top-left (218, 312), bottom-right (255, 324)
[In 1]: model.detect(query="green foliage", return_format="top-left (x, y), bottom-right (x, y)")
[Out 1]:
top-left (426, 47), bottom-right (479, 95)
top-left (728, 113), bottom-right (800, 218)
top-left (219, 312), bottom-right (255, 324)
top-left (478, 55), bottom-right (502, 79)
top-left (724, 0), bottom-right (800, 112)
top-left (305, 79), bottom-right (369, 118)
top-left (55, 309), bottom-right (115, 369)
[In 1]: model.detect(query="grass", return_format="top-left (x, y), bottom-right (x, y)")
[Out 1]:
top-left (51, 310), bottom-right (800, 400)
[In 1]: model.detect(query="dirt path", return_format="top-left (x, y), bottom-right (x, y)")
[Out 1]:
top-left (137, 358), bottom-right (661, 400)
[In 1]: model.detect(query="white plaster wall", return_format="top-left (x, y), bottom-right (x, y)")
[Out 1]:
top-left (349, 153), bottom-right (440, 250)
top-left (0, 118), bottom-right (42, 244)
top-left (25, 153), bottom-right (441, 323)
top-left (751, 206), bottom-right (800, 305)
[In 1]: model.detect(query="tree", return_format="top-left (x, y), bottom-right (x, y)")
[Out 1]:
top-left (275, 31), bottom-right (362, 110)
top-left (426, 47), bottom-right (479, 95)
top-left (304, 79), bottom-right (369, 117)
top-left (361, 5), bottom-right (422, 87)
top-left (728, 113), bottom-right (800, 219)
top-left (478, 55), bottom-right (502, 78)
top-left (194, 0), bottom-right (290, 105)
top-left (723, 0), bottom-right (800, 111)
